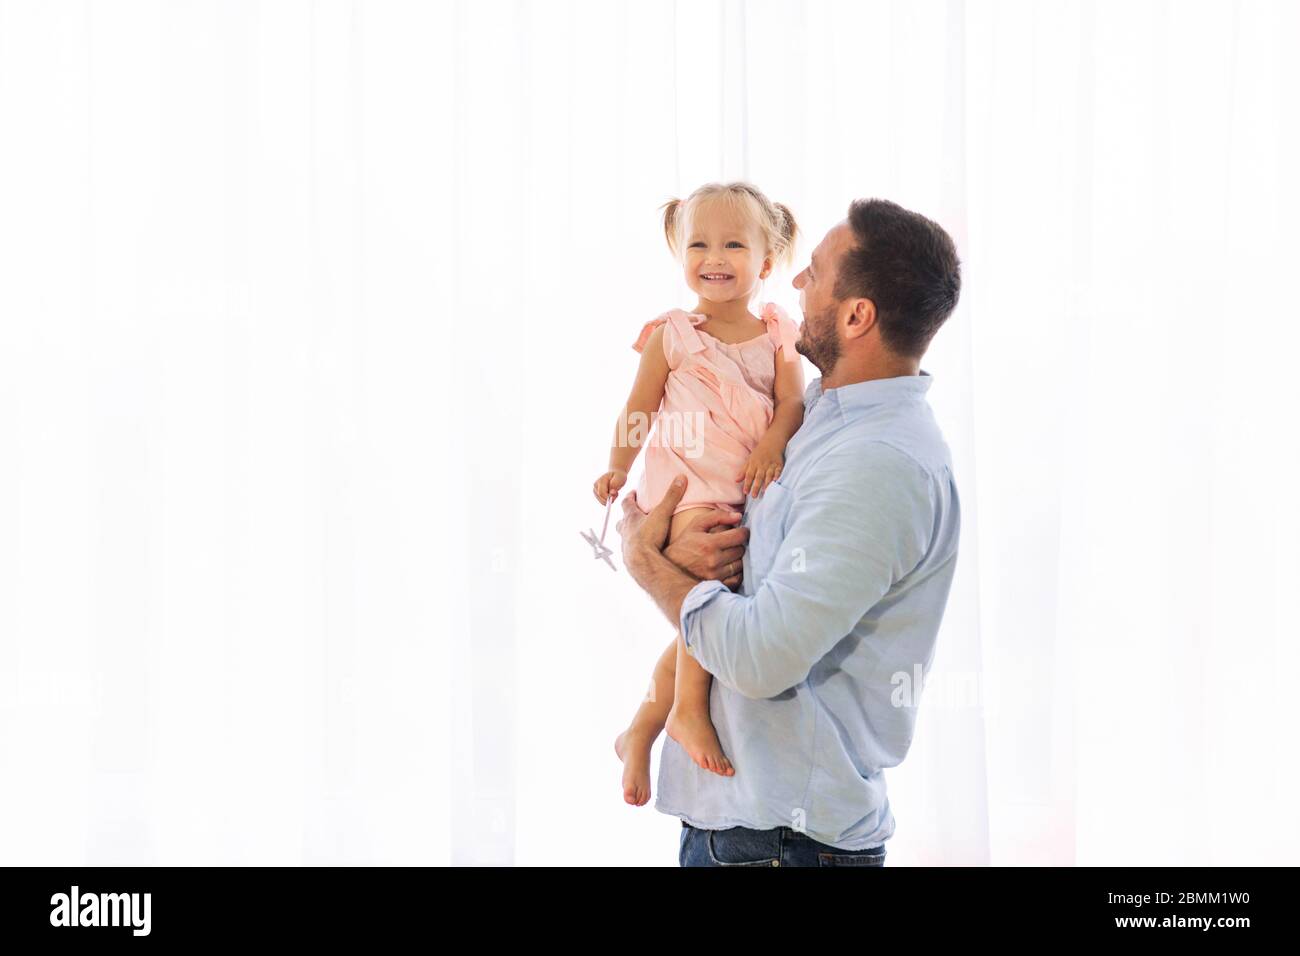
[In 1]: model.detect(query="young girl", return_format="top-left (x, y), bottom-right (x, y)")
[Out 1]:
top-left (593, 182), bottom-right (806, 807)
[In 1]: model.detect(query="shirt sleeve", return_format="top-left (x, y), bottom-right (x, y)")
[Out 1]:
top-left (678, 442), bottom-right (936, 699)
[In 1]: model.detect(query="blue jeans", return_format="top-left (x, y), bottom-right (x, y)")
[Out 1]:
top-left (678, 821), bottom-right (887, 867)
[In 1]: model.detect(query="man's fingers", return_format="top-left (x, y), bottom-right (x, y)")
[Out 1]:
top-left (715, 544), bottom-right (746, 567)
top-left (694, 510), bottom-right (742, 533)
top-left (706, 526), bottom-right (749, 550)
top-left (656, 475), bottom-right (687, 514)
top-left (616, 491), bottom-right (639, 533)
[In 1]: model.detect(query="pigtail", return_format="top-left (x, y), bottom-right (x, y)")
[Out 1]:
top-left (659, 198), bottom-right (684, 260)
top-left (773, 202), bottom-right (800, 272)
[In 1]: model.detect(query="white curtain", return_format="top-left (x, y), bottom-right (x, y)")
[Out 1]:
top-left (1, 0), bottom-right (1295, 866)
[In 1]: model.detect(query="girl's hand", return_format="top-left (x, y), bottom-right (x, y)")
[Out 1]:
top-left (738, 443), bottom-right (784, 499)
top-left (593, 468), bottom-right (628, 505)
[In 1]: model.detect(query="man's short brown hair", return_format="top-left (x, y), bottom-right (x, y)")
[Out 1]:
top-left (834, 199), bottom-right (961, 358)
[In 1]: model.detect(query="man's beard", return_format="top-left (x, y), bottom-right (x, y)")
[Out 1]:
top-left (794, 303), bottom-right (841, 374)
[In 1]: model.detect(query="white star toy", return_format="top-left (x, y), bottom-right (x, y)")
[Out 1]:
top-left (580, 495), bottom-right (617, 571)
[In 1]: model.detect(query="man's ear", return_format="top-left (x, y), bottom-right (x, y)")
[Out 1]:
top-left (843, 298), bottom-right (877, 341)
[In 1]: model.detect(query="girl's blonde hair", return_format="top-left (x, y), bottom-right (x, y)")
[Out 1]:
top-left (659, 181), bottom-right (800, 275)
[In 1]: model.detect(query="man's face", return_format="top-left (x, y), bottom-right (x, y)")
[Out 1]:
top-left (791, 221), bottom-right (851, 374)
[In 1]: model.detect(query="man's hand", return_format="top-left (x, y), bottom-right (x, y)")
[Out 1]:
top-left (617, 476), bottom-right (686, 572)
top-left (665, 509), bottom-right (748, 590)
top-left (616, 476), bottom-right (749, 590)
top-left (616, 475), bottom-right (747, 633)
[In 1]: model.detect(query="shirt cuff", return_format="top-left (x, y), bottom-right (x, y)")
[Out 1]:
top-left (678, 578), bottom-right (729, 654)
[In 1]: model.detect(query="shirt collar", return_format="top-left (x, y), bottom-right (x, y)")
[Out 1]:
top-left (804, 370), bottom-right (933, 416)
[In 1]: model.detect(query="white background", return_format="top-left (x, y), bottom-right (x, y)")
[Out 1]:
top-left (1, 0), bottom-right (1296, 865)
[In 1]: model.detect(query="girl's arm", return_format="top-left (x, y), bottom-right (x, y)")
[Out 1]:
top-left (738, 347), bottom-right (805, 498)
top-left (594, 325), bottom-right (670, 504)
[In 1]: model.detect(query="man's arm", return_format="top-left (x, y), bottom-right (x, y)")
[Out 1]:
top-left (617, 476), bottom-right (747, 626)
top-left (623, 543), bottom-right (703, 632)
top-left (679, 443), bottom-right (936, 699)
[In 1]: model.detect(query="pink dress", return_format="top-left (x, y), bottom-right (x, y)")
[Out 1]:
top-left (630, 302), bottom-right (801, 517)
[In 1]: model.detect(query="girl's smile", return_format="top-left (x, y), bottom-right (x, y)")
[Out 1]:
top-left (681, 200), bottom-right (770, 311)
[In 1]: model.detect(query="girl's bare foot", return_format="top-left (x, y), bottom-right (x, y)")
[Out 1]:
top-left (665, 705), bottom-right (735, 776)
top-left (614, 728), bottom-right (654, 806)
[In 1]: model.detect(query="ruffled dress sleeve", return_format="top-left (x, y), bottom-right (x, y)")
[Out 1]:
top-left (631, 310), bottom-right (708, 369)
top-left (760, 302), bottom-right (800, 362)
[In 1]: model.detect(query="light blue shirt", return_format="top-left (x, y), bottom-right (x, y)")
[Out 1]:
top-left (655, 371), bottom-right (961, 850)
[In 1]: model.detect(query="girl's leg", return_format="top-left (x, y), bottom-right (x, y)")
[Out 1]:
top-left (664, 507), bottom-right (735, 778)
top-left (614, 637), bottom-right (678, 806)
top-left (664, 630), bottom-right (734, 776)
top-left (615, 506), bottom-right (734, 806)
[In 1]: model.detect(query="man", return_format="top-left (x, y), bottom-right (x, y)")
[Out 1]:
top-left (616, 198), bottom-right (963, 867)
